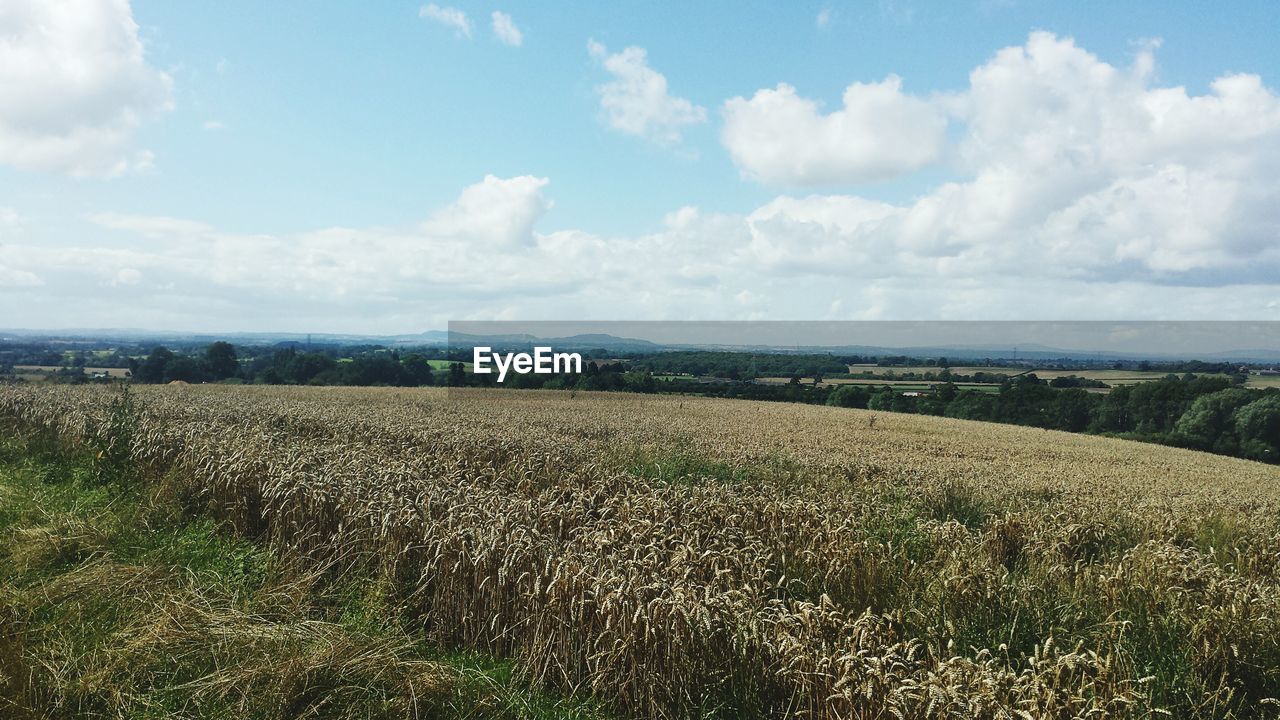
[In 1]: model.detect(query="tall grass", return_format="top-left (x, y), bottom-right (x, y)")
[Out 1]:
top-left (2, 384), bottom-right (1278, 718)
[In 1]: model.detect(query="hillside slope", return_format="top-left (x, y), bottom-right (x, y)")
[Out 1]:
top-left (2, 384), bottom-right (1278, 718)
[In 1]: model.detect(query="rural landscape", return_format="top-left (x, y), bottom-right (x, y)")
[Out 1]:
top-left (3, 368), bottom-right (1280, 717)
top-left (6, 1), bottom-right (1280, 718)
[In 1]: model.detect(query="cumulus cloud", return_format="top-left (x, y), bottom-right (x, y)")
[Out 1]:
top-left (0, 0), bottom-right (174, 177)
top-left (491, 11), bottom-right (522, 47)
top-left (419, 4), bottom-right (471, 38)
top-left (4, 34), bottom-right (1280, 330)
top-left (714, 32), bottom-right (1280, 288)
top-left (421, 175), bottom-right (551, 246)
top-left (587, 40), bottom-right (707, 145)
top-left (722, 76), bottom-right (947, 185)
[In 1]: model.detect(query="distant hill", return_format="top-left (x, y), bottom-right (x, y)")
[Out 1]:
top-left (4, 327), bottom-right (1278, 363)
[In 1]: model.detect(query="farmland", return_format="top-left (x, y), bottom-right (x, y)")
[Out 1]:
top-left (2, 384), bottom-right (1279, 718)
top-left (11, 364), bottom-right (131, 379)
top-left (760, 377), bottom-right (1004, 393)
top-left (846, 364), bottom-right (1280, 389)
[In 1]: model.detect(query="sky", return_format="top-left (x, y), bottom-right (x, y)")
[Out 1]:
top-left (2, 0), bottom-right (1280, 334)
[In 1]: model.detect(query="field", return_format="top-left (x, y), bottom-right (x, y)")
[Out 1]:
top-left (759, 377), bottom-right (1004, 392)
top-left (11, 364), bottom-right (130, 378)
top-left (847, 364), bottom-right (1280, 389)
top-left (2, 384), bottom-right (1279, 718)
top-left (427, 359), bottom-right (473, 370)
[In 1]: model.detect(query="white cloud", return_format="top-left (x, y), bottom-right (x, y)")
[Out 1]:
top-left (722, 76), bottom-right (946, 185)
top-left (709, 32), bottom-right (1280, 289)
top-left (420, 174), bottom-right (551, 246)
top-left (4, 35), bottom-right (1280, 330)
top-left (113, 268), bottom-right (142, 286)
top-left (419, 4), bottom-right (472, 38)
top-left (0, 0), bottom-right (174, 177)
top-left (491, 12), bottom-right (522, 47)
top-left (91, 213), bottom-right (215, 238)
top-left (203, 120), bottom-right (224, 131)
top-left (0, 264), bottom-right (42, 288)
top-left (816, 8), bottom-right (832, 29)
top-left (587, 40), bottom-right (707, 145)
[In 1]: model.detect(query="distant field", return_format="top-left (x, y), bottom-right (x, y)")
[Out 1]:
top-left (846, 364), bottom-right (1280, 389)
top-left (426, 359), bottom-right (472, 370)
top-left (12, 365), bottom-right (130, 378)
top-left (848, 364), bottom-right (1017, 376)
top-left (759, 377), bottom-right (1003, 392)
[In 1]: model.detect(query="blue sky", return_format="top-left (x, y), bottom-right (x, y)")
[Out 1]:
top-left (3, 1), bottom-right (1280, 332)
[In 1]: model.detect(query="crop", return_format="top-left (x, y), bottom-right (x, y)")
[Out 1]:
top-left (2, 384), bottom-right (1279, 718)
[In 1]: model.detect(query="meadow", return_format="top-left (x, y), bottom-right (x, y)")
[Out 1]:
top-left (2, 384), bottom-right (1279, 718)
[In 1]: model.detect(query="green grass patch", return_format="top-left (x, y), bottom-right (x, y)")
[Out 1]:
top-left (0, 428), bottom-right (612, 720)
top-left (621, 445), bottom-right (807, 490)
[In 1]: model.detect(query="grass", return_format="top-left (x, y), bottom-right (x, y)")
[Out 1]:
top-left (620, 444), bottom-right (806, 490)
top-left (4, 385), bottom-right (1280, 718)
top-left (0, 428), bottom-right (610, 720)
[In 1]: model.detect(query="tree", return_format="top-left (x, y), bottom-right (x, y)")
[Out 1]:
top-left (134, 347), bottom-right (174, 383)
top-left (1173, 388), bottom-right (1254, 451)
top-left (1090, 384), bottom-right (1133, 433)
top-left (1234, 395), bottom-right (1280, 462)
top-left (1054, 388), bottom-right (1097, 432)
top-left (291, 352), bottom-right (337, 384)
top-left (993, 375), bottom-right (1056, 427)
top-left (401, 355), bottom-right (435, 386)
top-left (205, 341), bottom-right (239, 381)
top-left (945, 391), bottom-right (995, 421)
top-left (163, 356), bottom-right (204, 383)
top-left (448, 362), bottom-right (467, 387)
top-left (827, 385), bottom-right (870, 409)
top-left (868, 387), bottom-right (895, 412)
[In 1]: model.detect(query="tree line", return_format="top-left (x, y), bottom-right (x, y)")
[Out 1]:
top-left (118, 342), bottom-right (1279, 465)
top-left (822, 374), bottom-right (1278, 464)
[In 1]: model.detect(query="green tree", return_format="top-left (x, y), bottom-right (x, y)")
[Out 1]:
top-left (1173, 388), bottom-right (1254, 451)
top-left (945, 391), bottom-right (995, 421)
top-left (867, 387), bottom-right (895, 412)
top-left (827, 385), bottom-right (870, 409)
top-left (163, 356), bottom-right (204, 383)
top-left (401, 354), bottom-right (435, 386)
top-left (448, 362), bottom-right (467, 387)
top-left (204, 341), bottom-right (239, 381)
top-left (1234, 395), bottom-right (1280, 462)
top-left (1054, 388), bottom-right (1097, 432)
top-left (291, 352), bottom-right (338, 384)
top-left (134, 347), bottom-right (174, 383)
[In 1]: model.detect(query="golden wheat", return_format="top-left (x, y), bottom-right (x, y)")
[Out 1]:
top-left (2, 384), bottom-right (1278, 718)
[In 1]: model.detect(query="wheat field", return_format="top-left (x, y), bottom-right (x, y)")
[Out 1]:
top-left (2, 384), bottom-right (1279, 718)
